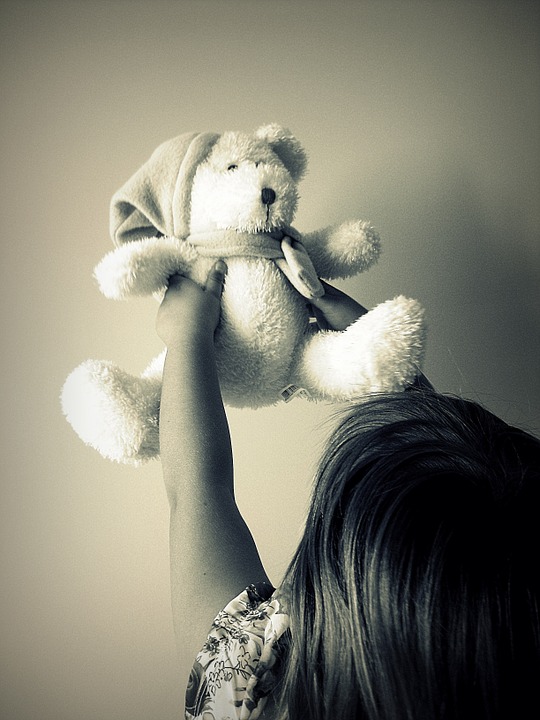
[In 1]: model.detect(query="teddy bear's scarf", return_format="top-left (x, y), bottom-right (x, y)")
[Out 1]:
top-left (187, 229), bottom-right (324, 301)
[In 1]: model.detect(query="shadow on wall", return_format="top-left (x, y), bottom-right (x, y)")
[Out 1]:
top-left (418, 170), bottom-right (538, 430)
top-left (336, 161), bottom-right (539, 433)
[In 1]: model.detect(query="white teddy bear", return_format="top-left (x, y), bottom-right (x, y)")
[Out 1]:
top-left (61, 124), bottom-right (425, 465)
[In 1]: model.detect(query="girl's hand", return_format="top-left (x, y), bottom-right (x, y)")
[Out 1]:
top-left (309, 279), bottom-right (368, 331)
top-left (156, 260), bottom-right (227, 347)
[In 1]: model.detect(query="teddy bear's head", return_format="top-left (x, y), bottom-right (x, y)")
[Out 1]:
top-left (110, 124), bottom-right (307, 245)
top-left (190, 125), bottom-right (307, 235)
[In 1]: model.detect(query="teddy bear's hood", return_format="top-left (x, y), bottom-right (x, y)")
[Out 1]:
top-left (110, 132), bottom-right (220, 246)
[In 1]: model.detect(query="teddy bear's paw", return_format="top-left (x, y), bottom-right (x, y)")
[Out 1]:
top-left (303, 220), bottom-right (381, 279)
top-left (296, 296), bottom-right (426, 399)
top-left (94, 237), bottom-right (197, 300)
top-left (61, 360), bottom-right (161, 465)
top-left (334, 219), bottom-right (382, 269)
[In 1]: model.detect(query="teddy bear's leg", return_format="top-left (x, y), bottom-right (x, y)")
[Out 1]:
top-left (61, 358), bottom-right (163, 465)
top-left (293, 296), bottom-right (426, 399)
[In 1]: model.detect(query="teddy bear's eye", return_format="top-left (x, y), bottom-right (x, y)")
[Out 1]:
top-left (227, 164), bottom-right (238, 171)
top-left (255, 162), bottom-right (260, 168)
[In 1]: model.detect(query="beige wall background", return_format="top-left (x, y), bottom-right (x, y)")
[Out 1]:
top-left (1, 1), bottom-right (538, 718)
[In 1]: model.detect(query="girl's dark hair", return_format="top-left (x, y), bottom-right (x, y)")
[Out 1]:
top-left (278, 390), bottom-right (540, 720)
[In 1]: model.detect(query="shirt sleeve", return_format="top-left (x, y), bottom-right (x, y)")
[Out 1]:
top-left (184, 583), bottom-right (289, 720)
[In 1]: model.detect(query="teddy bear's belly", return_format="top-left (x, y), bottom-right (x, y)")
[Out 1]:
top-left (214, 257), bottom-right (311, 407)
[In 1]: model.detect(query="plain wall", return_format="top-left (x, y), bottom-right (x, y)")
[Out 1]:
top-left (1, 1), bottom-right (538, 718)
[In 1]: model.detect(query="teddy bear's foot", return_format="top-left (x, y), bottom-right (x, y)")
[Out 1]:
top-left (294, 296), bottom-right (426, 400)
top-left (61, 360), bottom-right (162, 465)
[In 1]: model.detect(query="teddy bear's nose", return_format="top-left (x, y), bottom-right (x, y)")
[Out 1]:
top-left (261, 188), bottom-right (276, 206)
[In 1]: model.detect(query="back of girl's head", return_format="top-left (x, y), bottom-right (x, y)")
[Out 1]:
top-left (279, 390), bottom-right (540, 720)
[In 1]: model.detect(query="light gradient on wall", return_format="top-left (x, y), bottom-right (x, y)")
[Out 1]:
top-left (1, 1), bottom-right (538, 718)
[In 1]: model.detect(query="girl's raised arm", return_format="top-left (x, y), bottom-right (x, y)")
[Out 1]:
top-left (157, 264), bottom-right (270, 680)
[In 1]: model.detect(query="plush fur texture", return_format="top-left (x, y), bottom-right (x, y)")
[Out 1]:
top-left (61, 125), bottom-right (426, 465)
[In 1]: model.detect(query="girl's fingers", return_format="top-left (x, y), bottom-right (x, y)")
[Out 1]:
top-left (161, 273), bottom-right (185, 301)
top-left (166, 273), bottom-right (184, 289)
top-left (205, 260), bottom-right (227, 298)
top-left (309, 303), bottom-right (330, 330)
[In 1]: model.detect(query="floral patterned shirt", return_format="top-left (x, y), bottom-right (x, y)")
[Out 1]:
top-left (185, 583), bottom-right (290, 720)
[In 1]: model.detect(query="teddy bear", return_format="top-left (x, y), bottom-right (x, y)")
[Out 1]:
top-left (61, 124), bottom-right (425, 466)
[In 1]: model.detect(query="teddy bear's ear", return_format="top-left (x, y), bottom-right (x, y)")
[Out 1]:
top-left (255, 124), bottom-right (308, 181)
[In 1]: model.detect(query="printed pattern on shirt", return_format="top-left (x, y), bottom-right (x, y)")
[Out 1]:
top-left (185, 584), bottom-right (289, 720)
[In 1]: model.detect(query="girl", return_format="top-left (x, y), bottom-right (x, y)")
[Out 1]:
top-left (156, 261), bottom-right (540, 720)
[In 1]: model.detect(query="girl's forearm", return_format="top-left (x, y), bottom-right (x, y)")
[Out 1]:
top-left (159, 334), bottom-right (233, 505)
top-left (160, 333), bottom-right (269, 668)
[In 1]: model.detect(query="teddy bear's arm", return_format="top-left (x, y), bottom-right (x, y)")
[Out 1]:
top-left (301, 220), bottom-right (381, 280)
top-left (94, 236), bottom-right (199, 300)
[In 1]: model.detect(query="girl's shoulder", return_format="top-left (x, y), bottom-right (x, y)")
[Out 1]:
top-left (185, 583), bottom-right (289, 720)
